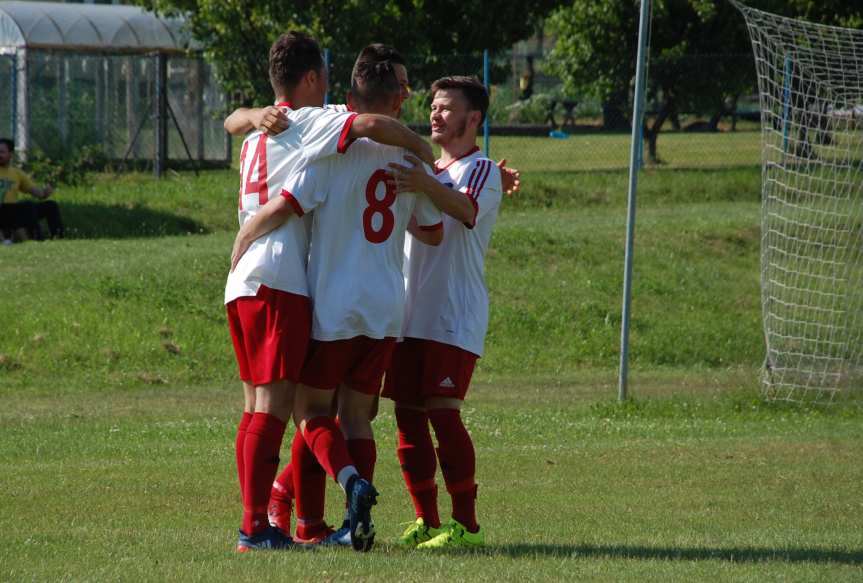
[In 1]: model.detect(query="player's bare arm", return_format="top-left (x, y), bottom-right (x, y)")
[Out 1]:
top-left (230, 195), bottom-right (298, 272)
top-left (406, 215), bottom-right (444, 246)
top-left (224, 107), bottom-right (433, 165)
top-left (389, 155), bottom-right (474, 223)
top-left (224, 106), bottom-right (290, 136)
top-left (349, 115), bottom-right (434, 167)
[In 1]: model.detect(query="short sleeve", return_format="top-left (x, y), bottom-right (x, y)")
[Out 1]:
top-left (17, 169), bottom-right (35, 193)
top-left (279, 159), bottom-right (328, 216)
top-left (294, 107), bottom-right (358, 162)
top-left (414, 194), bottom-right (443, 231)
top-left (460, 159), bottom-right (502, 229)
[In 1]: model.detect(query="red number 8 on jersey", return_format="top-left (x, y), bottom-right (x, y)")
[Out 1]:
top-left (363, 169), bottom-right (396, 243)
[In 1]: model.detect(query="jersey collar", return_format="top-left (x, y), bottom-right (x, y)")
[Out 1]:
top-left (434, 145), bottom-right (479, 174)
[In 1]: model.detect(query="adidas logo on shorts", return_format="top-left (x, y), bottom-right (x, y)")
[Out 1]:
top-left (439, 377), bottom-right (455, 388)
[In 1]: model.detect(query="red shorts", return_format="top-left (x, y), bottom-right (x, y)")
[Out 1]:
top-left (382, 337), bottom-right (478, 407)
top-left (226, 285), bottom-right (311, 386)
top-left (300, 336), bottom-right (396, 395)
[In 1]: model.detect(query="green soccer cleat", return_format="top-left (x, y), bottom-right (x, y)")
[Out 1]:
top-left (397, 517), bottom-right (443, 547)
top-left (415, 519), bottom-right (484, 549)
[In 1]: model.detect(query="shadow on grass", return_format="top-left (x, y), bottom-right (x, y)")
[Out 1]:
top-left (59, 202), bottom-right (208, 239)
top-left (485, 543), bottom-right (863, 565)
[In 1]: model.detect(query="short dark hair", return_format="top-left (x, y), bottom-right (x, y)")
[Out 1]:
top-left (350, 46), bottom-right (401, 109)
top-left (268, 31), bottom-right (324, 94)
top-left (0, 138), bottom-right (13, 152)
top-left (352, 43), bottom-right (406, 69)
top-left (431, 76), bottom-right (489, 124)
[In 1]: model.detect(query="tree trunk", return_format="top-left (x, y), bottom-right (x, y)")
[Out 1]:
top-left (708, 110), bottom-right (723, 132)
top-left (602, 88), bottom-right (630, 131)
top-left (644, 100), bottom-right (673, 163)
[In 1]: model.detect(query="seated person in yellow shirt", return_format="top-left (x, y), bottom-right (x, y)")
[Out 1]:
top-left (0, 138), bottom-right (64, 243)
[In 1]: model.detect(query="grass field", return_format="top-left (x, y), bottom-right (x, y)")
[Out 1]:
top-left (488, 130), bottom-right (762, 172)
top-left (2, 136), bottom-right (861, 581)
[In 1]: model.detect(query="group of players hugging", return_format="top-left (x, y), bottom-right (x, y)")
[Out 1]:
top-left (223, 31), bottom-right (518, 552)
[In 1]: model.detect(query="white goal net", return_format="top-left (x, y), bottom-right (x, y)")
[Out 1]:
top-left (735, 2), bottom-right (863, 403)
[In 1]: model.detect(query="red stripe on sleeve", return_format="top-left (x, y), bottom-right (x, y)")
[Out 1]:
top-left (280, 190), bottom-right (305, 217)
top-left (419, 221), bottom-right (444, 232)
top-left (464, 161), bottom-right (481, 196)
top-left (473, 161), bottom-right (493, 200)
top-left (462, 195), bottom-right (479, 229)
top-left (337, 113), bottom-right (359, 154)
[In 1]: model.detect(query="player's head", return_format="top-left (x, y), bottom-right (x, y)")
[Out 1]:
top-left (348, 56), bottom-right (401, 117)
top-left (0, 138), bottom-right (13, 166)
top-left (351, 44), bottom-right (409, 116)
top-left (429, 76), bottom-right (488, 146)
top-left (268, 31), bottom-right (327, 106)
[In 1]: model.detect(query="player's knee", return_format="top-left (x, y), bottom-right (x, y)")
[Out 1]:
top-left (296, 387), bottom-right (335, 422)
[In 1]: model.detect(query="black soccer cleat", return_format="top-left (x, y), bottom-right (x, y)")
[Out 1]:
top-left (346, 475), bottom-right (378, 552)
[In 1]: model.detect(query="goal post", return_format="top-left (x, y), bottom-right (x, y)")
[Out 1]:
top-left (733, 1), bottom-right (863, 403)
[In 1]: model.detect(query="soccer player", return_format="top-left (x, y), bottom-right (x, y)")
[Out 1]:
top-left (227, 43), bottom-right (419, 547)
top-left (382, 76), bottom-right (503, 549)
top-left (226, 31), bottom-right (433, 552)
top-left (229, 46), bottom-right (444, 552)
top-left (235, 43), bottom-right (411, 136)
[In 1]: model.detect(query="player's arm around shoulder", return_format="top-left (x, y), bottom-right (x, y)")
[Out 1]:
top-left (224, 106), bottom-right (290, 136)
top-left (349, 115), bottom-right (434, 167)
top-left (389, 155), bottom-right (475, 224)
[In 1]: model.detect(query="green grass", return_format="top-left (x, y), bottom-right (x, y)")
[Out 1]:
top-left (2, 140), bottom-right (860, 580)
top-left (0, 166), bottom-right (764, 391)
top-left (1, 380), bottom-right (861, 581)
top-left (488, 131), bottom-right (762, 173)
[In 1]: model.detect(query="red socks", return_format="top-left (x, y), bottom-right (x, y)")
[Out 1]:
top-left (395, 407), bottom-right (440, 528)
top-left (347, 438), bottom-right (377, 483)
top-left (428, 408), bottom-right (478, 532)
top-left (235, 412), bottom-right (253, 493)
top-left (241, 412), bottom-right (287, 535)
top-left (291, 429), bottom-right (327, 539)
top-left (302, 416), bottom-right (354, 482)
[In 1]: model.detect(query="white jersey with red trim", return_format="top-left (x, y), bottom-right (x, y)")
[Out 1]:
top-left (282, 138), bottom-right (443, 341)
top-left (224, 105), bottom-right (357, 304)
top-left (401, 147), bottom-right (502, 356)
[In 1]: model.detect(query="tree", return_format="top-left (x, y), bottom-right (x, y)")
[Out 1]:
top-left (545, 0), bottom-right (863, 163)
top-left (136, 0), bottom-right (559, 105)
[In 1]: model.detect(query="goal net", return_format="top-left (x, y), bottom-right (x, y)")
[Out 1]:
top-left (734, 2), bottom-right (863, 403)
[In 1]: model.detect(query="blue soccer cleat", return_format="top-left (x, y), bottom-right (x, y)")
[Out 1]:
top-left (236, 526), bottom-right (295, 552)
top-left (346, 475), bottom-right (378, 552)
top-left (319, 519), bottom-right (352, 546)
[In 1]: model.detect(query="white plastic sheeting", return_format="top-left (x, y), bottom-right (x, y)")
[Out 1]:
top-left (0, 1), bottom-right (193, 53)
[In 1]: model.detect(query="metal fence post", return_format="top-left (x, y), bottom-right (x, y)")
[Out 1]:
top-left (15, 48), bottom-right (29, 160)
top-left (483, 49), bottom-right (490, 157)
top-left (618, 0), bottom-right (652, 401)
top-left (155, 53), bottom-right (168, 177)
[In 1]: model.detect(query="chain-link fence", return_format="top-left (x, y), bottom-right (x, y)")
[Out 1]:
top-left (8, 51), bottom-right (229, 170)
top-left (327, 50), bottom-right (761, 174)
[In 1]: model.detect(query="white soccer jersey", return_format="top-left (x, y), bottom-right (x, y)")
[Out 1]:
top-left (282, 138), bottom-right (443, 341)
top-left (326, 103), bottom-right (351, 113)
top-left (401, 146), bottom-right (502, 356)
top-left (224, 104), bottom-right (357, 304)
